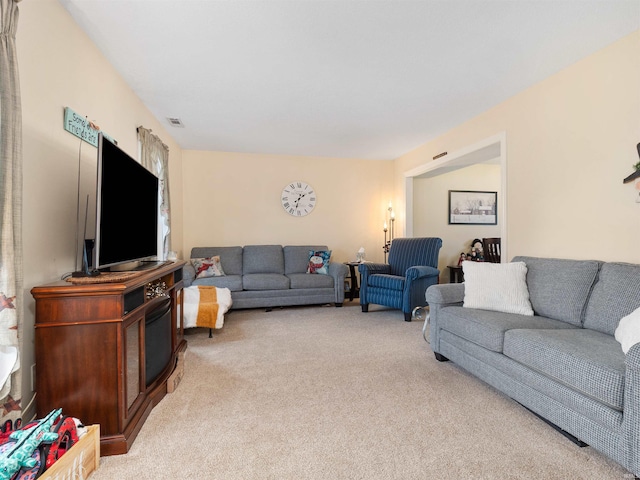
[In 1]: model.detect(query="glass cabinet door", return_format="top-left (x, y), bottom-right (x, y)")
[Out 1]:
top-left (174, 287), bottom-right (184, 346)
top-left (125, 318), bottom-right (142, 411)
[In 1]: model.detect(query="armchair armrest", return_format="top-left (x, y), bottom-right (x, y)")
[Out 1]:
top-left (626, 342), bottom-right (640, 370)
top-left (183, 263), bottom-right (196, 287)
top-left (328, 261), bottom-right (348, 279)
top-left (403, 266), bottom-right (441, 319)
top-left (358, 262), bottom-right (391, 275)
top-left (358, 262), bottom-right (391, 309)
top-left (425, 283), bottom-right (465, 353)
top-left (328, 262), bottom-right (349, 304)
top-left (425, 283), bottom-right (465, 306)
top-left (624, 342), bottom-right (640, 476)
top-left (406, 265), bottom-right (439, 281)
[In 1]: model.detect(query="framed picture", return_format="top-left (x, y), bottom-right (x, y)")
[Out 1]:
top-left (448, 190), bottom-right (497, 225)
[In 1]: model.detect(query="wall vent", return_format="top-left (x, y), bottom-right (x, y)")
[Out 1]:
top-left (166, 117), bottom-right (185, 128)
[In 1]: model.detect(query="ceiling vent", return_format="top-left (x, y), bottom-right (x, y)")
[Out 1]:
top-left (166, 117), bottom-right (185, 128)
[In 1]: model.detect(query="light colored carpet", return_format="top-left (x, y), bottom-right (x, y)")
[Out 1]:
top-left (90, 303), bottom-right (630, 479)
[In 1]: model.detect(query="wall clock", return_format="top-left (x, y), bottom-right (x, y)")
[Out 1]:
top-left (281, 181), bottom-right (316, 216)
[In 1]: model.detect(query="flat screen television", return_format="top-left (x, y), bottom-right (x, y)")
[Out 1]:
top-left (95, 134), bottom-right (159, 270)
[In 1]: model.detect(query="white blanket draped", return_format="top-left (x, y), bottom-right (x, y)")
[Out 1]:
top-left (615, 306), bottom-right (640, 354)
top-left (183, 286), bottom-right (232, 330)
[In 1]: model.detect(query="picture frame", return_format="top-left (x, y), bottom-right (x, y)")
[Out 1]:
top-left (448, 190), bottom-right (497, 225)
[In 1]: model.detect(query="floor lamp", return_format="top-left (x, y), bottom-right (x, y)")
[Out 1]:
top-left (383, 204), bottom-right (395, 263)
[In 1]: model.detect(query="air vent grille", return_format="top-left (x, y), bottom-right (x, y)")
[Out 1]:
top-left (166, 117), bottom-right (185, 128)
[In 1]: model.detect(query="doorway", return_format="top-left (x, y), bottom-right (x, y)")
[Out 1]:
top-left (403, 132), bottom-right (507, 263)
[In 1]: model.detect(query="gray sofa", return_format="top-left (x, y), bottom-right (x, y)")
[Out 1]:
top-left (425, 256), bottom-right (640, 477)
top-left (183, 245), bottom-right (348, 309)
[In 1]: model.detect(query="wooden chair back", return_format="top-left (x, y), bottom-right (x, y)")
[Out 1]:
top-left (482, 238), bottom-right (501, 263)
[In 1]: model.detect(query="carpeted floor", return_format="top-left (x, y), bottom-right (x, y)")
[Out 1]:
top-left (90, 303), bottom-right (630, 479)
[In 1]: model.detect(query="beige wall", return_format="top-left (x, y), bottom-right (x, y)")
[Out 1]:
top-left (182, 150), bottom-right (393, 263)
top-left (396, 30), bottom-right (640, 263)
top-left (18, 0), bottom-right (184, 412)
top-left (413, 164), bottom-right (501, 280)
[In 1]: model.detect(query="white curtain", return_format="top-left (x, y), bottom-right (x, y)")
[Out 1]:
top-left (138, 127), bottom-right (171, 259)
top-left (0, 0), bottom-right (22, 422)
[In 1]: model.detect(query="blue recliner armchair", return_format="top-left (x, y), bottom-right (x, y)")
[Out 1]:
top-left (359, 237), bottom-right (442, 321)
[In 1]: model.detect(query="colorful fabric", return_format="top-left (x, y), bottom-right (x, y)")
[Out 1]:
top-left (196, 287), bottom-right (220, 330)
top-left (12, 445), bottom-right (42, 480)
top-left (0, 409), bottom-right (60, 480)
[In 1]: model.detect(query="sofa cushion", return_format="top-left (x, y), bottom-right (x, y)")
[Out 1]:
top-left (503, 329), bottom-right (626, 410)
top-left (191, 247), bottom-right (243, 276)
top-left (584, 262), bottom-right (640, 335)
top-left (192, 274), bottom-right (243, 291)
top-left (513, 256), bottom-right (600, 326)
top-left (287, 273), bottom-right (334, 289)
top-left (284, 245), bottom-right (329, 274)
top-left (243, 245), bottom-right (285, 274)
top-left (243, 273), bottom-right (289, 290)
top-left (462, 261), bottom-right (533, 316)
top-left (438, 306), bottom-right (578, 353)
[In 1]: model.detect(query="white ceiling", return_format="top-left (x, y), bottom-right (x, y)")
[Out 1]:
top-left (59, 0), bottom-right (640, 160)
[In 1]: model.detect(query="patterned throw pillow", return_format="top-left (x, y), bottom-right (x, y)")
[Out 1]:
top-left (307, 250), bottom-right (331, 275)
top-left (192, 256), bottom-right (226, 279)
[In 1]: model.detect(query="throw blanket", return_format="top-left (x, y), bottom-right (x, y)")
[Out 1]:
top-left (615, 306), bottom-right (640, 354)
top-left (183, 286), bottom-right (232, 330)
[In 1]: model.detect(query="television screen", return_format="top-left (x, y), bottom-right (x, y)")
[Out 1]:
top-left (95, 135), bottom-right (159, 269)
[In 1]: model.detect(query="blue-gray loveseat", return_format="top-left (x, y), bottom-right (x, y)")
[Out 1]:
top-left (425, 256), bottom-right (640, 477)
top-left (183, 245), bottom-right (348, 309)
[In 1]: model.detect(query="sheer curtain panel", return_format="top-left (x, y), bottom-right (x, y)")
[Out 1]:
top-left (0, 0), bottom-right (22, 422)
top-left (138, 127), bottom-right (171, 259)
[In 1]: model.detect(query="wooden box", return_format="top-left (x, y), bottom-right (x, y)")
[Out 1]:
top-left (40, 424), bottom-right (100, 480)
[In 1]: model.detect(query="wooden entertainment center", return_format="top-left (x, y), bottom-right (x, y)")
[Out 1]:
top-left (31, 261), bottom-right (186, 456)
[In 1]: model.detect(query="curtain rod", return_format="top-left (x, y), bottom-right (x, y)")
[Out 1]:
top-left (137, 126), bottom-right (169, 151)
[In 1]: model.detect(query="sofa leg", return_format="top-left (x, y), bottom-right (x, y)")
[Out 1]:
top-left (434, 353), bottom-right (449, 362)
top-left (404, 312), bottom-right (412, 322)
top-left (361, 304), bottom-right (369, 313)
top-left (335, 303), bottom-right (343, 307)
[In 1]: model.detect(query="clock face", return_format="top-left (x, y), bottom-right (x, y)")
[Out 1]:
top-left (281, 181), bottom-right (316, 216)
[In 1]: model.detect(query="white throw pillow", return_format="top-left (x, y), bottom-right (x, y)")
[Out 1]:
top-left (463, 261), bottom-right (534, 316)
top-left (614, 306), bottom-right (640, 354)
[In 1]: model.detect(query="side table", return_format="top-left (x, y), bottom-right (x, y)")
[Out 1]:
top-left (344, 262), bottom-right (361, 301)
top-left (447, 265), bottom-right (464, 283)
